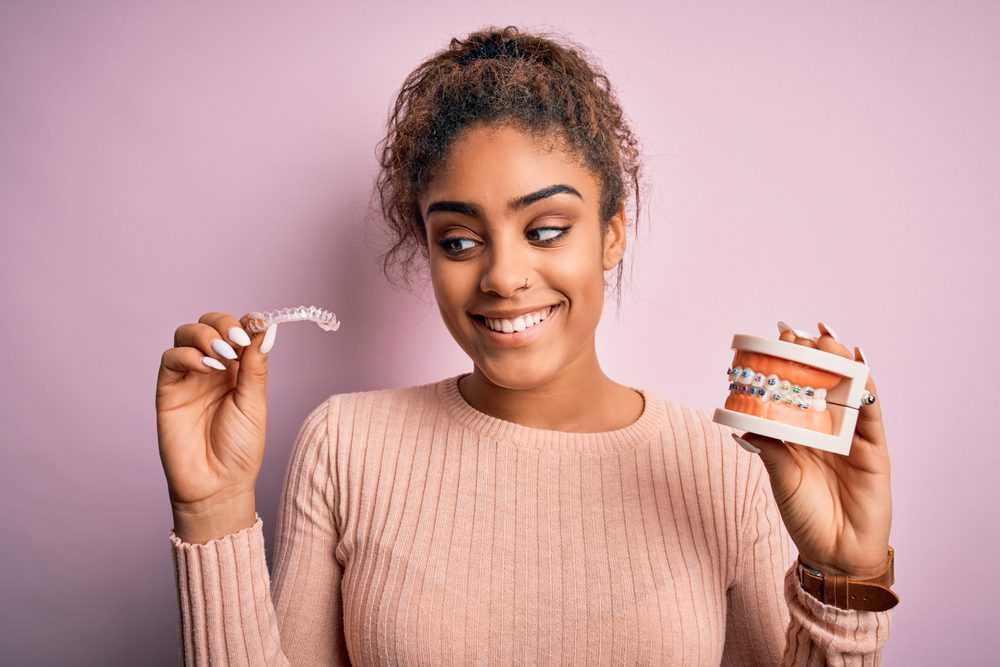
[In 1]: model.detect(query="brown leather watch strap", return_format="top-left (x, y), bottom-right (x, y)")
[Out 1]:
top-left (797, 546), bottom-right (899, 611)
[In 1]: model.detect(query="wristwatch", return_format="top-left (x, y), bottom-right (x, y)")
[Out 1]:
top-left (797, 546), bottom-right (899, 611)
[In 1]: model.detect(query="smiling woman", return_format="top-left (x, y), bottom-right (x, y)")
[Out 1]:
top-left (364, 25), bottom-right (646, 417)
top-left (164, 25), bottom-right (894, 666)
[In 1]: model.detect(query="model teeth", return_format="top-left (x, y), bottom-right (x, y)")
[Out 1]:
top-left (726, 366), bottom-right (828, 412)
top-left (484, 305), bottom-right (554, 333)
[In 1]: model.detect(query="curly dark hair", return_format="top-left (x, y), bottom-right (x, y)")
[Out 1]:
top-left (372, 25), bottom-right (644, 307)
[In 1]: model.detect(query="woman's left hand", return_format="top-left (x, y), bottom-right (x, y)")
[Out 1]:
top-left (737, 321), bottom-right (892, 578)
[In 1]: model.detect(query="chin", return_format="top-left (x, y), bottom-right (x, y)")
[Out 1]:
top-left (472, 356), bottom-right (561, 391)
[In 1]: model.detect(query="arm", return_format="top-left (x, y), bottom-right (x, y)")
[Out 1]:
top-left (722, 462), bottom-right (892, 665)
top-left (169, 398), bottom-right (351, 666)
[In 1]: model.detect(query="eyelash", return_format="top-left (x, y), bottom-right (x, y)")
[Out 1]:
top-left (437, 226), bottom-right (571, 257)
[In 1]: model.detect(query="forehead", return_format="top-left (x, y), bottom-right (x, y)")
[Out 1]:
top-left (419, 124), bottom-right (597, 212)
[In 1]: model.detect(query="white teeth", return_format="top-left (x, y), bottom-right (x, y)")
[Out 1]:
top-left (483, 305), bottom-right (555, 333)
top-left (727, 366), bottom-right (830, 412)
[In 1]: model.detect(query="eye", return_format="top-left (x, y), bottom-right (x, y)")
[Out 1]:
top-left (436, 224), bottom-right (571, 257)
top-left (527, 226), bottom-right (570, 244)
top-left (437, 236), bottom-right (479, 256)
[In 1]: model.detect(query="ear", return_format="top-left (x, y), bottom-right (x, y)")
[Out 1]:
top-left (602, 201), bottom-right (627, 271)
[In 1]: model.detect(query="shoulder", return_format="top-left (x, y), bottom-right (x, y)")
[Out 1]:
top-left (314, 376), bottom-right (446, 433)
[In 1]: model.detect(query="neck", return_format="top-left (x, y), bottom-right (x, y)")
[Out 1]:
top-left (459, 347), bottom-right (643, 433)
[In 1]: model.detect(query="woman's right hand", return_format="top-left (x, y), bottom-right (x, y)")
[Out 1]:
top-left (156, 311), bottom-right (278, 541)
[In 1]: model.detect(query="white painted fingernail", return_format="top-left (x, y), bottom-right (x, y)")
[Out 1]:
top-left (777, 321), bottom-right (792, 334)
top-left (212, 338), bottom-right (238, 360)
top-left (818, 321), bottom-right (839, 340)
top-left (260, 323), bottom-right (278, 354)
top-left (229, 326), bottom-right (252, 347)
top-left (731, 433), bottom-right (761, 454)
top-left (856, 346), bottom-right (869, 366)
top-left (202, 356), bottom-right (227, 370)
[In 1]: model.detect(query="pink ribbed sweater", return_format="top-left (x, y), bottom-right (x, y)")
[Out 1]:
top-left (169, 373), bottom-right (892, 665)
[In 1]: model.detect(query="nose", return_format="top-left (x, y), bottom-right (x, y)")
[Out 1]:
top-left (479, 235), bottom-right (530, 297)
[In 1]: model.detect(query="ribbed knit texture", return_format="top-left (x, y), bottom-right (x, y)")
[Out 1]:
top-left (169, 373), bottom-right (892, 665)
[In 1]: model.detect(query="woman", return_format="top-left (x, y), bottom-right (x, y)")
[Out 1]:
top-left (157, 26), bottom-right (896, 665)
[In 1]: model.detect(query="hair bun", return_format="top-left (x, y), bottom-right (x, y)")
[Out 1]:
top-left (455, 27), bottom-right (523, 64)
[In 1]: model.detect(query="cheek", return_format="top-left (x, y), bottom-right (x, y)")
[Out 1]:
top-left (551, 254), bottom-right (606, 330)
top-left (549, 246), bottom-right (605, 296)
top-left (431, 259), bottom-right (475, 319)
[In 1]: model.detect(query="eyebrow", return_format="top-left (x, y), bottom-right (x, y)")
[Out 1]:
top-left (425, 183), bottom-right (583, 219)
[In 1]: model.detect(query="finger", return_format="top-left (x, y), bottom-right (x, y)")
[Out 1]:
top-left (777, 321), bottom-right (818, 348)
top-left (174, 321), bottom-right (240, 370)
top-left (837, 345), bottom-right (890, 473)
top-left (814, 321), bottom-right (853, 359)
top-left (230, 314), bottom-right (276, 418)
top-left (854, 346), bottom-right (886, 443)
top-left (734, 431), bottom-right (802, 502)
top-left (158, 346), bottom-right (223, 384)
top-left (198, 312), bottom-right (253, 360)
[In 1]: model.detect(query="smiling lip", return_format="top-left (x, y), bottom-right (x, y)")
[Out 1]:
top-left (470, 303), bottom-right (561, 349)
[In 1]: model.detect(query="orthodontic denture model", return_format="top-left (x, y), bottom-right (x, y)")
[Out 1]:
top-left (243, 306), bottom-right (341, 334)
top-left (724, 349), bottom-right (843, 434)
top-left (713, 334), bottom-right (870, 456)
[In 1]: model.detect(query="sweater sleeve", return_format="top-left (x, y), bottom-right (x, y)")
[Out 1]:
top-left (722, 459), bottom-right (893, 665)
top-left (168, 397), bottom-right (351, 666)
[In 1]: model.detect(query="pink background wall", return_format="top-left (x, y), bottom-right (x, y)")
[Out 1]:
top-left (2, 2), bottom-right (996, 663)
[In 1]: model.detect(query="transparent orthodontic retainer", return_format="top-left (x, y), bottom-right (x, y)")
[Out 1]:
top-left (711, 334), bottom-right (869, 456)
top-left (243, 306), bottom-right (341, 334)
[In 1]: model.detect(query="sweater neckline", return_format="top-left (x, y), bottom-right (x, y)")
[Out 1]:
top-left (436, 372), bottom-right (667, 455)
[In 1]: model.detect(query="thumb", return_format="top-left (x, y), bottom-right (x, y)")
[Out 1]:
top-left (732, 432), bottom-right (800, 496)
top-left (234, 318), bottom-right (277, 410)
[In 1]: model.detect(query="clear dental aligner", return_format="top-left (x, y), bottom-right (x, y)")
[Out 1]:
top-left (244, 305), bottom-right (341, 334)
top-left (726, 366), bottom-right (827, 411)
